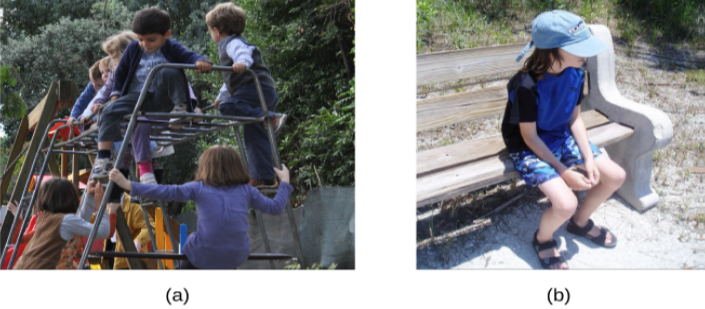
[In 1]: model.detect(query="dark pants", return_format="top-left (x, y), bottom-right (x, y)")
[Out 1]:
top-left (176, 258), bottom-right (236, 270)
top-left (98, 68), bottom-right (188, 142)
top-left (218, 84), bottom-right (278, 180)
top-left (176, 258), bottom-right (200, 269)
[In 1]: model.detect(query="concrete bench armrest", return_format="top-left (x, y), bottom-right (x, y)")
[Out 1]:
top-left (584, 25), bottom-right (674, 211)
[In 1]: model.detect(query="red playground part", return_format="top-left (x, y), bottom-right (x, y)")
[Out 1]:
top-left (1, 213), bottom-right (38, 269)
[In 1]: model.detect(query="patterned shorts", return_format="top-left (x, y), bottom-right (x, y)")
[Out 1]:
top-left (509, 136), bottom-right (602, 187)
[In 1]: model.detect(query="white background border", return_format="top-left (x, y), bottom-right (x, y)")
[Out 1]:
top-left (3, 1), bottom-right (701, 307)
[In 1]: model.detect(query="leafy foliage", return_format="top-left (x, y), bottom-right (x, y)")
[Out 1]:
top-left (0, 65), bottom-right (26, 120)
top-left (281, 78), bottom-right (355, 192)
top-left (235, 0), bottom-right (355, 196)
top-left (0, 0), bottom-right (95, 40)
top-left (1, 2), bottom-right (133, 108)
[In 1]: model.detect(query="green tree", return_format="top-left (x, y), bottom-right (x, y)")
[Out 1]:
top-left (0, 0), bottom-right (95, 41)
top-left (0, 2), bottom-right (133, 107)
top-left (236, 0), bottom-right (355, 193)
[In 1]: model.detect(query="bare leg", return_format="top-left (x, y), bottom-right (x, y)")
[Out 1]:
top-left (98, 141), bottom-right (112, 151)
top-left (572, 156), bottom-right (626, 245)
top-left (536, 177), bottom-right (578, 269)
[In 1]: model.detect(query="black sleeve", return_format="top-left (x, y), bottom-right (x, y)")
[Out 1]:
top-left (577, 71), bottom-right (587, 105)
top-left (516, 87), bottom-right (537, 122)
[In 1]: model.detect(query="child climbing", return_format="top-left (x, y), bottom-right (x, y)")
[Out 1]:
top-left (90, 8), bottom-right (211, 186)
top-left (206, 2), bottom-right (287, 188)
top-left (66, 59), bottom-right (105, 127)
top-left (109, 145), bottom-right (292, 269)
top-left (502, 10), bottom-right (626, 269)
top-left (13, 178), bottom-right (110, 269)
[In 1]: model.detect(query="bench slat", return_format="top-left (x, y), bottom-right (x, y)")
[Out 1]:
top-left (417, 86), bottom-right (506, 132)
top-left (416, 121), bottom-right (634, 207)
top-left (417, 110), bottom-right (611, 175)
top-left (417, 85), bottom-right (609, 132)
top-left (417, 44), bottom-right (531, 87)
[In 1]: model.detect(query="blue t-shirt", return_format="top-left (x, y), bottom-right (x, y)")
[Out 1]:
top-left (501, 67), bottom-right (586, 152)
top-left (535, 68), bottom-right (585, 150)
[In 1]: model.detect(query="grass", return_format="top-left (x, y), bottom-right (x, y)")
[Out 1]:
top-left (416, 0), bottom-right (699, 54)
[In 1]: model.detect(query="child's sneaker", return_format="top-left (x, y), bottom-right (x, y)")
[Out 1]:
top-left (264, 113), bottom-right (287, 136)
top-left (139, 172), bottom-right (158, 205)
top-left (169, 103), bottom-right (188, 130)
top-left (152, 145), bottom-right (175, 158)
top-left (250, 179), bottom-right (279, 189)
top-left (89, 157), bottom-right (115, 181)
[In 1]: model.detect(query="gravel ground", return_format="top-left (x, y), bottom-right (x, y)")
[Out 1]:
top-left (416, 42), bottom-right (705, 269)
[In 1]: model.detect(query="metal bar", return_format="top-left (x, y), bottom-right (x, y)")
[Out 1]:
top-left (43, 150), bottom-right (99, 155)
top-left (114, 207), bottom-right (144, 269)
top-left (139, 112), bottom-right (265, 123)
top-left (0, 145), bottom-right (29, 182)
top-left (3, 119), bottom-right (65, 268)
top-left (233, 131), bottom-right (274, 269)
top-left (140, 204), bottom-right (164, 269)
top-left (257, 87), bottom-right (306, 266)
top-left (87, 251), bottom-right (295, 261)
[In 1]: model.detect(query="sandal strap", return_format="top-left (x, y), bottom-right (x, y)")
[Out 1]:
top-left (569, 217), bottom-right (594, 236)
top-left (533, 231), bottom-right (558, 251)
top-left (589, 226), bottom-right (609, 244)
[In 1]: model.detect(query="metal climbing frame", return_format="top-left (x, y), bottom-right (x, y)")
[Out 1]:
top-left (1, 64), bottom-right (304, 269)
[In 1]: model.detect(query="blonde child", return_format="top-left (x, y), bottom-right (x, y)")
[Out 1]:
top-left (502, 10), bottom-right (626, 269)
top-left (109, 145), bottom-right (292, 269)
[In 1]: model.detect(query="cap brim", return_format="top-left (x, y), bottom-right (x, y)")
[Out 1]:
top-left (561, 35), bottom-right (608, 58)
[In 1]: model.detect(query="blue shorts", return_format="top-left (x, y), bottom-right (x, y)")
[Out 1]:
top-left (509, 136), bottom-right (602, 187)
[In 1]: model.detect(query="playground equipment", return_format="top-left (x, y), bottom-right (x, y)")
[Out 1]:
top-left (0, 65), bottom-right (304, 269)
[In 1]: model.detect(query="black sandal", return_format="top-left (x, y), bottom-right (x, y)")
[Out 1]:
top-left (532, 230), bottom-right (568, 269)
top-left (566, 218), bottom-right (617, 248)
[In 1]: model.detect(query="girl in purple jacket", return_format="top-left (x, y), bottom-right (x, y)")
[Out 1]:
top-left (108, 144), bottom-right (292, 269)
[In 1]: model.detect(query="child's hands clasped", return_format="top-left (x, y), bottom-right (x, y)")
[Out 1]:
top-left (109, 169), bottom-right (132, 191)
top-left (560, 169), bottom-right (592, 191)
top-left (583, 159), bottom-right (600, 186)
top-left (273, 164), bottom-right (290, 184)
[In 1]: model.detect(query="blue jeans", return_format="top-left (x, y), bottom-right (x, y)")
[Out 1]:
top-left (218, 84), bottom-right (278, 180)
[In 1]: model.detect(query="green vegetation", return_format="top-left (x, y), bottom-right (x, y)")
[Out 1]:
top-left (417, 0), bottom-right (699, 54)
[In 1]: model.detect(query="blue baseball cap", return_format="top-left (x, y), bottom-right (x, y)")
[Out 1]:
top-left (516, 10), bottom-right (608, 62)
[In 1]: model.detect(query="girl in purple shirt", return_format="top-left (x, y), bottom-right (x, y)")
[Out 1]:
top-left (109, 144), bottom-right (292, 269)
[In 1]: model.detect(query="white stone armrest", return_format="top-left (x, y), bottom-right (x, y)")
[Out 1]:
top-left (583, 25), bottom-right (674, 211)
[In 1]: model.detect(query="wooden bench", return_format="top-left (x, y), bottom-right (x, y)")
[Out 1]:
top-left (416, 25), bottom-right (673, 212)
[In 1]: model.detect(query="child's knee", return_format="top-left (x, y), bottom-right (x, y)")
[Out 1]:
top-left (603, 165), bottom-right (626, 189)
top-left (551, 194), bottom-right (578, 218)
